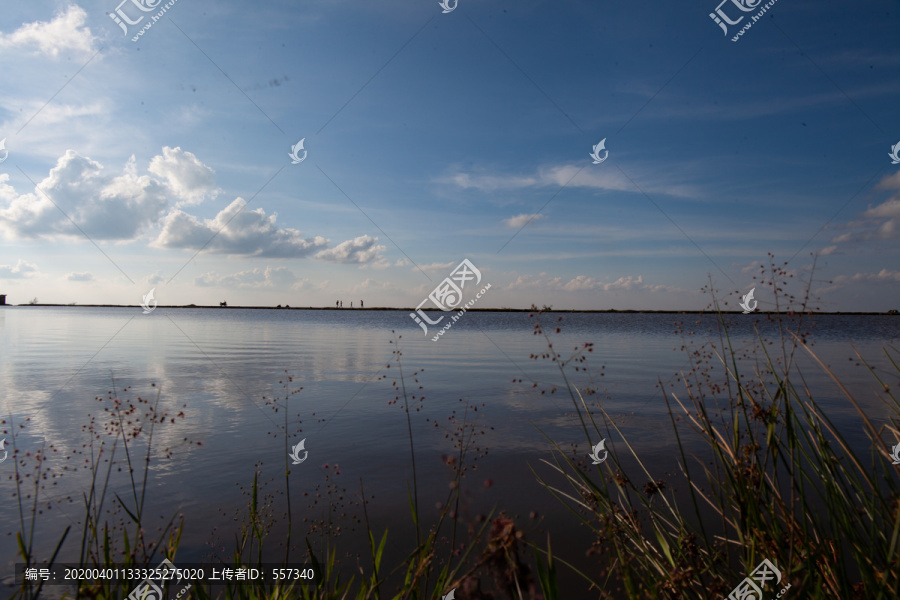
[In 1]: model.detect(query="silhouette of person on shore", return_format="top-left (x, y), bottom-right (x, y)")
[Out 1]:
top-left (340, 300), bottom-right (343, 308)
top-left (360, 299), bottom-right (364, 308)
top-left (336, 300), bottom-right (339, 308)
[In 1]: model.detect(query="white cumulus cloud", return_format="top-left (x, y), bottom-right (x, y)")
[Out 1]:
top-left (148, 146), bottom-right (219, 206)
top-left (0, 5), bottom-right (97, 58)
top-left (0, 259), bottom-right (39, 279)
top-left (829, 172), bottom-right (900, 246)
top-left (0, 149), bottom-right (222, 241)
top-left (155, 198), bottom-right (329, 258)
top-left (315, 235), bottom-right (386, 264)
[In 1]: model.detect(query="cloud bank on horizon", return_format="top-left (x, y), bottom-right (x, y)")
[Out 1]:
top-left (0, 2), bottom-right (898, 310)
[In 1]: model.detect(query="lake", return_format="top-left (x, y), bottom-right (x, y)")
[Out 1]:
top-left (1, 307), bottom-right (898, 598)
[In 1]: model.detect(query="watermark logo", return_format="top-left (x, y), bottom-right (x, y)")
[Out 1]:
top-left (109, 0), bottom-right (161, 35)
top-left (710, 0), bottom-right (779, 42)
top-left (588, 438), bottom-right (608, 465)
top-left (129, 579), bottom-right (164, 600)
top-left (110, 0), bottom-right (180, 42)
top-left (410, 259), bottom-right (491, 340)
top-left (739, 287), bottom-right (757, 314)
top-left (726, 558), bottom-right (789, 599)
top-left (890, 444), bottom-right (900, 465)
top-left (589, 138), bottom-right (608, 164)
top-left (439, 0), bottom-right (458, 14)
top-left (141, 288), bottom-right (157, 314)
top-left (127, 558), bottom-right (190, 600)
top-left (289, 438), bottom-right (308, 464)
top-left (108, 0), bottom-right (162, 35)
top-left (889, 141), bottom-right (900, 165)
top-left (289, 138), bottom-right (307, 164)
top-left (0, 138), bottom-right (8, 163)
top-left (0, 438), bottom-right (7, 464)
top-left (709, 0), bottom-right (761, 34)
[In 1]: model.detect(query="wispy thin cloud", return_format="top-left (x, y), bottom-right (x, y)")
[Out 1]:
top-left (195, 266), bottom-right (306, 289)
top-left (441, 163), bottom-right (696, 198)
top-left (504, 213), bottom-right (546, 228)
top-left (65, 271), bottom-right (93, 282)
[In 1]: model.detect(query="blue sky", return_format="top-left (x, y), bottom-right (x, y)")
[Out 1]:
top-left (1, 0), bottom-right (898, 310)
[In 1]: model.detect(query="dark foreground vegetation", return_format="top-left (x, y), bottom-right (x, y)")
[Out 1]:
top-left (7, 260), bottom-right (900, 599)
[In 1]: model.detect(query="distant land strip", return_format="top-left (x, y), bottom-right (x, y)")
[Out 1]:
top-left (3, 304), bottom-right (898, 316)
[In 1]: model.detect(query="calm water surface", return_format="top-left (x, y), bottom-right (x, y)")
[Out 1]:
top-left (1, 307), bottom-right (897, 597)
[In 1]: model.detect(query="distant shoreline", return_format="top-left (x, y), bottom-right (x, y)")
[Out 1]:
top-left (2, 304), bottom-right (897, 316)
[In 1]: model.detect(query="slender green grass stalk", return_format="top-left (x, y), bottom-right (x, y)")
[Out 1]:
top-left (391, 334), bottom-right (421, 549)
top-left (284, 380), bottom-right (293, 566)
